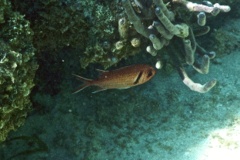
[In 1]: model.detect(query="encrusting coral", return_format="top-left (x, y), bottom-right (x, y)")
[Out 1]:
top-left (122, 0), bottom-right (230, 93)
top-left (0, 1), bottom-right (38, 142)
top-left (11, 0), bottom-right (145, 69)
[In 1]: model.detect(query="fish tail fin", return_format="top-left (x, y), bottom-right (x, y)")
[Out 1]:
top-left (72, 74), bottom-right (93, 94)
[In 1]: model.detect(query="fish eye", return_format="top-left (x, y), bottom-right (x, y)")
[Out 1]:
top-left (147, 70), bottom-right (153, 78)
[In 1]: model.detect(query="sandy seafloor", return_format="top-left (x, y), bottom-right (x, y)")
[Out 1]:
top-left (1, 19), bottom-right (240, 160)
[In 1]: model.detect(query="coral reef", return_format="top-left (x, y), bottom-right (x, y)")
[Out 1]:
top-left (0, 1), bottom-right (38, 142)
top-left (11, 0), bottom-right (233, 71)
top-left (122, 0), bottom-right (230, 93)
top-left (11, 0), bottom-right (147, 69)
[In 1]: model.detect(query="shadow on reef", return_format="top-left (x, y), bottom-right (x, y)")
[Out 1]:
top-left (0, 135), bottom-right (48, 160)
top-left (32, 51), bottom-right (63, 96)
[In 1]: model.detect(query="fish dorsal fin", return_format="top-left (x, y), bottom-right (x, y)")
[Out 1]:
top-left (96, 69), bottom-right (109, 77)
top-left (96, 69), bottom-right (108, 73)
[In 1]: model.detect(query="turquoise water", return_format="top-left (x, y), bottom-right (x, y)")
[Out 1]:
top-left (2, 49), bottom-right (240, 160)
top-left (1, 1), bottom-right (240, 160)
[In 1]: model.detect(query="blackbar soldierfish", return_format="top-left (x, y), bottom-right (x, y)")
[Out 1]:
top-left (72, 64), bottom-right (156, 93)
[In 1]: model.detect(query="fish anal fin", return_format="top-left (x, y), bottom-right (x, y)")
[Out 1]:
top-left (92, 87), bottom-right (107, 93)
top-left (119, 87), bottom-right (130, 89)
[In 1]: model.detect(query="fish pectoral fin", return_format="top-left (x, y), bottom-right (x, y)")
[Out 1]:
top-left (92, 87), bottom-right (107, 93)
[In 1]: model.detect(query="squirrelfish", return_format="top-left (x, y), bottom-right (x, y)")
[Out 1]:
top-left (72, 64), bottom-right (156, 93)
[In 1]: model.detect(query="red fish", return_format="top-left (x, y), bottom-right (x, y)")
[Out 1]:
top-left (72, 64), bottom-right (156, 93)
